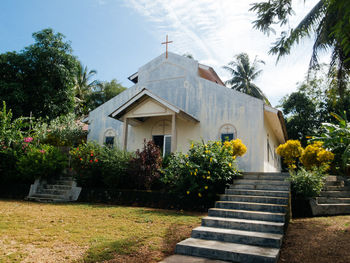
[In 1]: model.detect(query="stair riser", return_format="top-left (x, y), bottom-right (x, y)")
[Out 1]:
top-left (42, 185), bottom-right (71, 190)
top-left (324, 186), bottom-right (350, 191)
top-left (230, 184), bottom-right (290, 191)
top-left (225, 189), bottom-right (289, 198)
top-left (215, 202), bottom-right (287, 213)
top-left (191, 229), bottom-right (282, 248)
top-left (208, 209), bottom-right (285, 223)
top-left (202, 218), bottom-right (283, 234)
top-left (220, 195), bottom-right (288, 205)
top-left (325, 181), bottom-right (344, 187)
top-left (55, 181), bottom-right (74, 186)
top-left (234, 180), bottom-right (290, 186)
top-left (317, 198), bottom-right (350, 204)
top-left (312, 204), bottom-right (350, 216)
top-left (37, 189), bottom-right (68, 195)
top-left (242, 175), bottom-right (289, 181)
top-left (175, 244), bottom-right (279, 263)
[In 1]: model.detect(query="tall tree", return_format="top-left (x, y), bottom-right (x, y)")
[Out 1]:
top-left (0, 28), bottom-right (79, 119)
top-left (74, 62), bottom-right (101, 116)
top-left (223, 53), bottom-right (270, 104)
top-left (87, 79), bottom-right (126, 110)
top-left (250, 0), bottom-right (350, 107)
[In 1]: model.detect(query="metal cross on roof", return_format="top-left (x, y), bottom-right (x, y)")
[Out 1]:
top-left (161, 35), bottom-right (173, 59)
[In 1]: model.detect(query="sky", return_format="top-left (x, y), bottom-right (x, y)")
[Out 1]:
top-left (0, 0), bottom-right (323, 107)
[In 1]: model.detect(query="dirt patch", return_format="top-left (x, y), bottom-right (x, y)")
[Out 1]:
top-left (279, 216), bottom-right (350, 263)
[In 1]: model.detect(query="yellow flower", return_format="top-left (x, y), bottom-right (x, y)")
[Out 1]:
top-left (195, 168), bottom-right (198, 172)
top-left (228, 163), bottom-right (232, 167)
top-left (186, 162), bottom-right (189, 166)
top-left (190, 172), bottom-right (193, 175)
top-left (198, 193), bottom-right (202, 197)
top-left (207, 171), bottom-right (210, 174)
top-left (186, 191), bottom-right (190, 195)
top-left (207, 176), bottom-right (210, 180)
top-left (194, 172), bottom-right (197, 176)
top-left (202, 175), bottom-right (205, 179)
top-left (204, 186), bottom-right (208, 190)
top-left (190, 143), bottom-right (194, 149)
top-left (185, 154), bottom-right (189, 158)
top-left (210, 157), bottom-right (213, 162)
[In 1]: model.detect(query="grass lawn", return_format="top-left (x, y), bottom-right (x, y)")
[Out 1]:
top-left (0, 200), bottom-right (203, 263)
top-left (279, 215), bottom-right (350, 263)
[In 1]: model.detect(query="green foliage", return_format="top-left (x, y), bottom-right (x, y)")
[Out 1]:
top-left (313, 112), bottom-right (350, 175)
top-left (17, 144), bottom-right (68, 181)
top-left (88, 79), bottom-right (127, 110)
top-left (162, 140), bottom-right (246, 207)
top-left (223, 53), bottom-right (270, 105)
top-left (128, 140), bottom-right (163, 190)
top-left (0, 28), bottom-right (79, 119)
top-left (70, 141), bottom-right (131, 188)
top-left (33, 113), bottom-right (87, 147)
top-left (289, 166), bottom-right (327, 198)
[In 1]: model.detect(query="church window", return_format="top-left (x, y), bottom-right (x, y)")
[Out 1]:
top-left (152, 120), bottom-right (172, 157)
top-left (219, 124), bottom-right (237, 142)
top-left (104, 128), bottom-right (117, 147)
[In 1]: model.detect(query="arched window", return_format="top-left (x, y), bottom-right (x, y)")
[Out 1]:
top-left (219, 124), bottom-right (237, 142)
top-left (104, 128), bottom-right (117, 147)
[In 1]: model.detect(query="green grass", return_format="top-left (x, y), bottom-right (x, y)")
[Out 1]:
top-left (0, 200), bottom-right (203, 263)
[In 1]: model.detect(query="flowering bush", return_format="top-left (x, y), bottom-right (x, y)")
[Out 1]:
top-left (162, 139), bottom-right (246, 208)
top-left (276, 140), bottom-right (303, 169)
top-left (17, 143), bottom-right (68, 180)
top-left (70, 141), bottom-right (131, 188)
top-left (300, 141), bottom-right (334, 170)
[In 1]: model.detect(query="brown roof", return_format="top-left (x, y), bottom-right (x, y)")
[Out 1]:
top-left (198, 64), bottom-right (225, 86)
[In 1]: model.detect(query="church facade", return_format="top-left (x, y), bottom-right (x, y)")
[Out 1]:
top-left (86, 52), bottom-right (287, 172)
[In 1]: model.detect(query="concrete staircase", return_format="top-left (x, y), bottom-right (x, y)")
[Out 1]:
top-left (174, 172), bottom-right (290, 263)
top-left (310, 175), bottom-right (350, 216)
top-left (26, 169), bottom-right (81, 202)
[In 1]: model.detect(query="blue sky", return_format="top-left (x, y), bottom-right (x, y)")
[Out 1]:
top-left (1, 0), bottom-right (321, 106)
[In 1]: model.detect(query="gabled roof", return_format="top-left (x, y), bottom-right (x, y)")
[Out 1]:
top-left (109, 88), bottom-right (200, 123)
top-left (198, 64), bottom-right (225, 86)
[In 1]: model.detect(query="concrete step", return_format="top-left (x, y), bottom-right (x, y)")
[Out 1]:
top-left (36, 188), bottom-right (68, 195)
top-left (242, 174), bottom-right (289, 181)
top-left (324, 186), bottom-right (350, 191)
top-left (202, 217), bottom-right (284, 234)
top-left (191, 226), bottom-right (282, 248)
top-left (26, 196), bottom-right (67, 203)
top-left (311, 203), bottom-right (350, 216)
top-left (30, 193), bottom-right (66, 199)
top-left (215, 201), bottom-right (287, 213)
top-left (42, 184), bottom-right (72, 190)
top-left (326, 176), bottom-right (346, 182)
top-left (325, 181), bottom-right (344, 187)
top-left (176, 238), bottom-right (279, 263)
top-left (229, 184), bottom-right (290, 191)
top-left (55, 180), bottom-right (74, 186)
top-left (234, 179), bottom-right (290, 186)
top-left (225, 189), bottom-right (289, 198)
top-left (159, 254), bottom-right (230, 263)
top-left (219, 194), bottom-right (288, 205)
top-left (208, 208), bottom-right (285, 223)
top-left (317, 197), bottom-right (350, 204)
top-left (320, 191), bottom-right (350, 197)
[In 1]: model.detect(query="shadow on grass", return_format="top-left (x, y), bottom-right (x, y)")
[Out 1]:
top-left (82, 237), bottom-right (139, 263)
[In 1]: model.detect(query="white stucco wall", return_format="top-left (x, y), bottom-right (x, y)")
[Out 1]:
top-left (87, 52), bottom-right (282, 172)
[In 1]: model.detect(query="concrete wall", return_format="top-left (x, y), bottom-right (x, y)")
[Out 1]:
top-left (87, 52), bottom-right (280, 172)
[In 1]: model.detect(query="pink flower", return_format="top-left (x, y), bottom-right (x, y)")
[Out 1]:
top-left (23, 137), bottom-right (33, 143)
top-left (39, 150), bottom-right (46, 154)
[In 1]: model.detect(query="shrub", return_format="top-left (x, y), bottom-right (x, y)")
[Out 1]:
top-left (162, 139), bottom-right (246, 208)
top-left (17, 143), bottom-right (68, 181)
top-left (289, 166), bottom-right (327, 198)
top-left (70, 141), bottom-right (131, 188)
top-left (276, 140), bottom-right (303, 169)
top-left (128, 140), bottom-right (163, 190)
top-left (300, 141), bottom-right (334, 170)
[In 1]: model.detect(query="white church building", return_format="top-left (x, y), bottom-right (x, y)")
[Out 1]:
top-left (86, 52), bottom-right (287, 172)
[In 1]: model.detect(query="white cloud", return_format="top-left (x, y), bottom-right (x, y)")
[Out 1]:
top-left (124, 0), bottom-right (323, 106)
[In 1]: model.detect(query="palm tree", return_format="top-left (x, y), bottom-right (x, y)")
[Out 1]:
top-left (74, 62), bottom-right (101, 115)
top-left (223, 53), bottom-right (270, 105)
top-left (250, 0), bottom-right (350, 106)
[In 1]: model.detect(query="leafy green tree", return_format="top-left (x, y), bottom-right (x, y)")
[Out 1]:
top-left (250, 0), bottom-right (350, 106)
top-left (88, 79), bottom-right (126, 110)
top-left (74, 62), bottom-right (101, 116)
top-left (0, 28), bottom-right (79, 119)
top-left (223, 53), bottom-right (270, 105)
